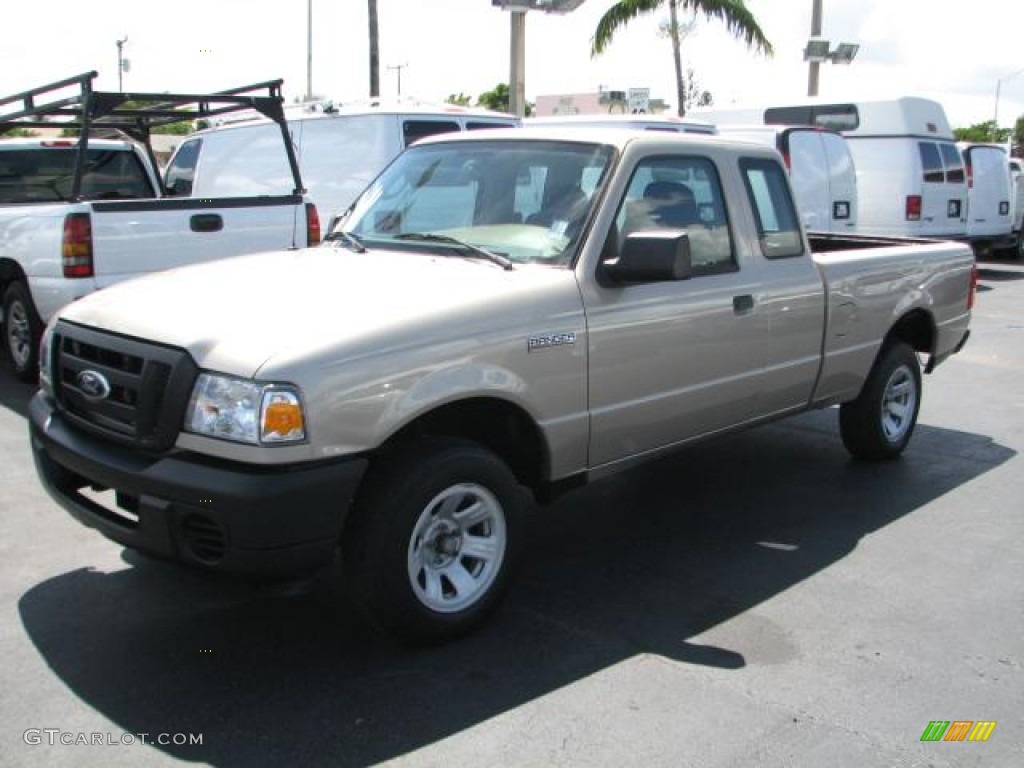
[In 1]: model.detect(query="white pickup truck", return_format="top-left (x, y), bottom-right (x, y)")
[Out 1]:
top-left (29, 128), bottom-right (974, 643)
top-left (0, 72), bottom-right (319, 380)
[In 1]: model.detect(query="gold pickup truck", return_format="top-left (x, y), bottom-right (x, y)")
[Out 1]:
top-left (29, 128), bottom-right (975, 643)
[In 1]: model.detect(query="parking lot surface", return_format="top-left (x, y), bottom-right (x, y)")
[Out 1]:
top-left (1, 259), bottom-right (1022, 767)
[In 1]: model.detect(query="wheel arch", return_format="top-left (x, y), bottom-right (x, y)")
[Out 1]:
top-left (0, 258), bottom-right (28, 299)
top-left (379, 396), bottom-right (551, 493)
top-left (884, 308), bottom-right (935, 367)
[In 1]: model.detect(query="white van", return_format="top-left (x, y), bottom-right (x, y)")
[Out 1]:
top-left (525, 114), bottom-right (717, 134)
top-left (165, 101), bottom-right (518, 228)
top-left (695, 97), bottom-right (969, 240)
top-left (956, 142), bottom-right (1014, 255)
top-left (715, 125), bottom-right (857, 234)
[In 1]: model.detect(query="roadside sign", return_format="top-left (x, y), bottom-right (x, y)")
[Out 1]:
top-left (627, 87), bottom-right (650, 114)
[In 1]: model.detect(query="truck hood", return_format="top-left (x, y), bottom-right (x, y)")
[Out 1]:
top-left (57, 247), bottom-right (580, 378)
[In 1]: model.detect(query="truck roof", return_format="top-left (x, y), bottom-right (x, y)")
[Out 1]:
top-left (411, 124), bottom-right (759, 154)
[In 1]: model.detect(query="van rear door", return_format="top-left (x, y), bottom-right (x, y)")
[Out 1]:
top-left (962, 144), bottom-right (1012, 242)
top-left (820, 131), bottom-right (857, 231)
top-left (917, 141), bottom-right (967, 238)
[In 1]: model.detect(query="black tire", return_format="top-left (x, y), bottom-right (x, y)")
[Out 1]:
top-left (3, 282), bottom-right (42, 382)
top-left (342, 437), bottom-right (526, 644)
top-left (839, 341), bottom-right (922, 460)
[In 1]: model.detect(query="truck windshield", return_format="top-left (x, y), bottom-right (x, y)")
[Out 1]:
top-left (338, 140), bottom-right (615, 267)
top-left (0, 146), bottom-right (155, 203)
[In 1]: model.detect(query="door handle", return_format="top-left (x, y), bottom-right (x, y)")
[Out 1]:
top-left (733, 294), bottom-right (754, 315)
top-left (190, 213), bottom-right (223, 233)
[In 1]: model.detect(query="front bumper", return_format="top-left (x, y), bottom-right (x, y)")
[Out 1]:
top-left (29, 392), bottom-right (367, 576)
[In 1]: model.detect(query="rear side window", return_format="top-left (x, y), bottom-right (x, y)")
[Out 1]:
top-left (164, 138), bottom-right (202, 196)
top-left (765, 104), bottom-right (859, 131)
top-left (0, 146), bottom-right (155, 203)
top-left (938, 143), bottom-right (964, 183)
top-left (402, 120), bottom-right (459, 146)
top-left (740, 157), bottom-right (804, 259)
top-left (918, 142), bottom-right (944, 183)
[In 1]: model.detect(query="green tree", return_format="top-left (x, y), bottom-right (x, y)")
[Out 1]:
top-left (953, 121), bottom-right (1010, 143)
top-left (1013, 115), bottom-right (1023, 157)
top-left (446, 93), bottom-right (472, 107)
top-left (476, 83), bottom-right (533, 116)
top-left (0, 127), bottom-right (39, 137)
top-left (368, 0), bottom-right (380, 98)
top-left (592, 0), bottom-right (772, 117)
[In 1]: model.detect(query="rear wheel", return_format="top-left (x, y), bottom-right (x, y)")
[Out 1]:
top-left (3, 282), bottom-right (42, 382)
top-left (342, 438), bottom-right (526, 644)
top-left (839, 341), bottom-right (921, 460)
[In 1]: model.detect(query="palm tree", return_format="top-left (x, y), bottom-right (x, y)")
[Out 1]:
top-left (592, 0), bottom-right (773, 117)
top-left (368, 0), bottom-right (380, 98)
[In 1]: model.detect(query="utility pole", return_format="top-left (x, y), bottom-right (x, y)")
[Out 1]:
top-left (306, 0), bottom-right (313, 100)
top-left (116, 36), bottom-right (128, 92)
top-left (387, 63), bottom-right (408, 97)
top-left (807, 0), bottom-right (822, 97)
top-left (509, 10), bottom-right (526, 117)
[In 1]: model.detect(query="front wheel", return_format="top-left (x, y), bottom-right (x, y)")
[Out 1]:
top-left (3, 282), bottom-right (42, 382)
top-left (342, 438), bottom-right (526, 644)
top-left (839, 341), bottom-right (922, 460)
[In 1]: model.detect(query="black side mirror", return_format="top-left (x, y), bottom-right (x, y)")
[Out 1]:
top-left (602, 230), bottom-right (692, 284)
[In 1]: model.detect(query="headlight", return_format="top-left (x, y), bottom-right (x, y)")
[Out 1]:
top-left (185, 373), bottom-right (306, 445)
top-left (39, 324), bottom-right (55, 398)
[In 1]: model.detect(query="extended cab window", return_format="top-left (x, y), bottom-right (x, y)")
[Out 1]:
top-left (612, 155), bottom-right (735, 275)
top-left (741, 157), bottom-right (805, 259)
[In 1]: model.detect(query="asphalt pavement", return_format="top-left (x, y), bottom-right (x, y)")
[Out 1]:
top-left (1, 258), bottom-right (1022, 767)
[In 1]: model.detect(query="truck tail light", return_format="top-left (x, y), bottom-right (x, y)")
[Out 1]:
top-left (781, 152), bottom-right (791, 169)
top-left (905, 195), bottom-right (922, 221)
top-left (305, 202), bottom-right (321, 246)
top-left (62, 213), bottom-right (94, 278)
top-left (965, 161), bottom-right (973, 188)
top-left (968, 263), bottom-right (978, 310)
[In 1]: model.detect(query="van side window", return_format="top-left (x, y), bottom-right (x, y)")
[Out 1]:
top-left (918, 142), bottom-right (944, 183)
top-left (612, 155), bottom-right (735, 275)
top-left (402, 120), bottom-right (460, 147)
top-left (465, 121), bottom-right (515, 131)
top-left (740, 157), bottom-right (805, 259)
top-left (164, 138), bottom-right (202, 196)
top-left (938, 142), bottom-right (965, 183)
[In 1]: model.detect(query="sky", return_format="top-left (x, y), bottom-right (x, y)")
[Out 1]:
top-left (1, 0), bottom-right (1022, 132)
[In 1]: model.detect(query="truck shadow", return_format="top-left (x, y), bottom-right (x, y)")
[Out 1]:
top-left (17, 409), bottom-right (1014, 767)
top-left (0, 368), bottom-right (34, 419)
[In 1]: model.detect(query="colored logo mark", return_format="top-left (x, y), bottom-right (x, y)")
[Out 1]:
top-left (920, 720), bottom-right (996, 742)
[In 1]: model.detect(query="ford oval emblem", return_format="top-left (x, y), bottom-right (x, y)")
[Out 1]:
top-left (76, 370), bottom-right (111, 401)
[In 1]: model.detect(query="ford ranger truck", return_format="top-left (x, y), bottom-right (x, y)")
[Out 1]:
top-left (30, 128), bottom-right (974, 644)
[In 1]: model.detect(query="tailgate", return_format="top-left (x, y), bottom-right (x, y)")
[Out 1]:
top-left (88, 196), bottom-right (304, 285)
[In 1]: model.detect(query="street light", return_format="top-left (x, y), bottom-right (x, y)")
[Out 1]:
top-left (993, 67), bottom-right (1024, 141)
top-left (805, 0), bottom-right (858, 96)
top-left (491, 1), bottom-right (588, 117)
top-left (115, 37), bottom-right (128, 92)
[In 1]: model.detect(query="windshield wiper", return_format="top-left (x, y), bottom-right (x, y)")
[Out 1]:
top-left (393, 232), bottom-right (513, 271)
top-left (322, 230), bottom-right (367, 253)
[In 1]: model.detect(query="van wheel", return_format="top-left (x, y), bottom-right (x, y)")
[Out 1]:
top-left (342, 438), bottom-right (525, 644)
top-left (839, 341), bottom-right (921, 460)
top-left (3, 282), bottom-right (42, 382)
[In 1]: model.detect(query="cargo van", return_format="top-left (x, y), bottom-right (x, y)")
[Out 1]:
top-left (956, 142), bottom-right (1014, 255)
top-left (715, 125), bottom-right (857, 233)
top-left (695, 97), bottom-right (969, 240)
top-left (165, 101), bottom-right (518, 228)
top-left (525, 114), bottom-right (716, 134)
